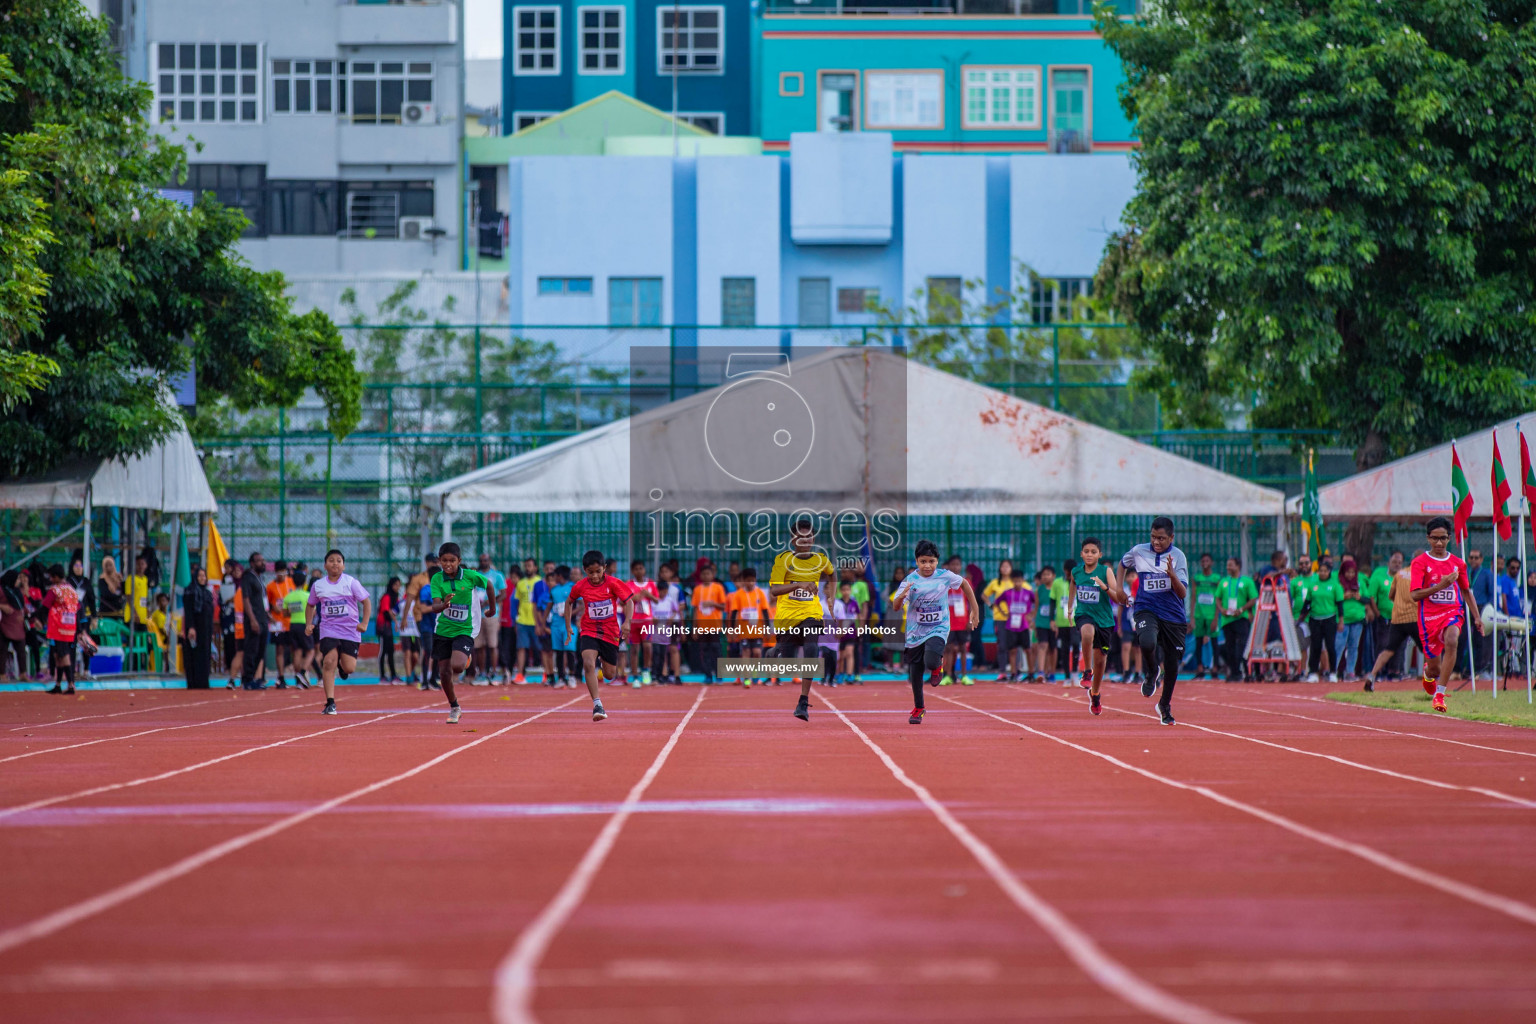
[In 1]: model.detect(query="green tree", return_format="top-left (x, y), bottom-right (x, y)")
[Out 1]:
top-left (0, 0), bottom-right (359, 478)
top-left (0, 52), bottom-right (60, 411)
top-left (1098, 1), bottom-right (1536, 474)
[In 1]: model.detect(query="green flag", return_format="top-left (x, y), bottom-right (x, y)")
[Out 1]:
top-left (1301, 448), bottom-right (1323, 565)
top-left (1451, 441), bottom-right (1473, 542)
top-left (175, 527), bottom-right (191, 588)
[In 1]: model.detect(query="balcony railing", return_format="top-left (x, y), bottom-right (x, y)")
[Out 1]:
top-left (763, 0), bottom-right (1136, 14)
top-left (1048, 129), bottom-right (1093, 154)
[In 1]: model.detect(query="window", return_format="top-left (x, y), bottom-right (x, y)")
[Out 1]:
top-left (155, 42), bottom-right (260, 123)
top-left (658, 7), bottom-right (723, 74)
top-left (837, 287), bottom-right (877, 314)
top-left (267, 180), bottom-right (341, 236)
top-left (349, 61), bottom-right (433, 124)
top-left (272, 59), bottom-right (343, 115)
top-left (926, 277), bottom-right (963, 322)
top-left (679, 112), bottom-right (723, 135)
top-left (864, 72), bottom-right (943, 130)
top-left (512, 111), bottom-right (557, 132)
top-left (962, 66), bottom-right (1040, 129)
top-left (610, 278), bottom-right (663, 326)
top-left (779, 72), bottom-right (803, 97)
top-left (578, 7), bottom-right (623, 74)
top-left (1049, 68), bottom-right (1091, 152)
top-left (539, 277), bottom-right (594, 295)
top-left (721, 278), bottom-right (755, 327)
top-left (342, 180), bottom-right (434, 239)
top-left (1030, 278), bottom-right (1091, 324)
top-left (180, 164), bottom-right (267, 236)
top-left (818, 72), bottom-right (857, 133)
top-left (514, 6), bottom-right (560, 75)
top-left (798, 278), bottom-right (830, 326)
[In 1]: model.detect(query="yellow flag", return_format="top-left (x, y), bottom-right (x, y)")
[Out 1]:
top-left (206, 519), bottom-right (231, 577)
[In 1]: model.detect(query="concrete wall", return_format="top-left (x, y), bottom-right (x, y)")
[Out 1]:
top-left (1010, 154), bottom-right (1136, 278)
top-left (696, 156), bottom-right (781, 326)
top-left (901, 155), bottom-right (988, 310)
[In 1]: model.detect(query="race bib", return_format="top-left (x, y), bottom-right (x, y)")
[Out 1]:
top-left (1076, 586), bottom-right (1099, 604)
top-left (1429, 587), bottom-right (1458, 605)
top-left (60, 610), bottom-right (76, 626)
top-left (1143, 576), bottom-right (1170, 593)
top-left (442, 605), bottom-right (469, 621)
top-left (637, 598), bottom-right (652, 616)
top-left (950, 594), bottom-right (967, 614)
top-left (917, 609), bottom-right (943, 624)
top-left (1226, 600), bottom-right (1238, 614)
top-left (323, 601), bottom-right (349, 618)
top-left (1197, 593), bottom-right (1215, 606)
top-left (741, 607), bottom-right (759, 622)
top-left (588, 600), bottom-right (614, 620)
top-left (552, 600), bottom-right (566, 617)
top-left (234, 610), bottom-right (244, 625)
top-left (1009, 610), bottom-right (1025, 630)
top-left (792, 587), bottom-right (814, 601)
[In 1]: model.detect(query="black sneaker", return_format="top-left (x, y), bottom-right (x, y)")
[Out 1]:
top-left (1141, 670), bottom-right (1158, 699)
top-left (592, 701), bottom-right (607, 722)
top-left (1156, 705), bottom-right (1175, 726)
top-left (322, 701), bottom-right (337, 716)
top-left (794, 699), bottom-right (810, 722)
top-left (1362, 678), bottom-right (1375, 693)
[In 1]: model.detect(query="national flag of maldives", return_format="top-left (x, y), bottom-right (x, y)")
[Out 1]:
top-left (1492, 434), bottom-right (1513, 541)
top-left (1451, 441), bottom-right (1473, 543)
top-left (1521, 426), bottom-right (1536, 547)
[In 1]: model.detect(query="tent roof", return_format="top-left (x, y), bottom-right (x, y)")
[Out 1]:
top-left (0, 422), bottom-right (217, 513)
top-left (1285, 413), bottom-right (1536, 520)
top-left (424, 350), bottom-right (1283, 518)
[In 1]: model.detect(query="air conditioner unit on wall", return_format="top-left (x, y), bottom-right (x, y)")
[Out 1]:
top-left (403, 102), bottom-right (434, 125)
top-left (398, 216), bottom-right (435, 241)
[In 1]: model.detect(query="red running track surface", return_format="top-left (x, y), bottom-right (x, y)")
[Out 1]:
top-left (2, 680), bottom-right (1536, 1023)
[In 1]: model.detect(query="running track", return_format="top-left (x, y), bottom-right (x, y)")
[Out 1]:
top-left (2, 680), bottom-right (1535, 1023)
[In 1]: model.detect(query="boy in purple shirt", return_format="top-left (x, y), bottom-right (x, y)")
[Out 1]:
top-left (306, 549), bottom-right (371, 716)
top-left (997, 570), bottom-right (1035, 683)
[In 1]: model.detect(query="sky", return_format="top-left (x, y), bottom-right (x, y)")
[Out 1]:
top-left (466, 0), bottom-right (503, 61)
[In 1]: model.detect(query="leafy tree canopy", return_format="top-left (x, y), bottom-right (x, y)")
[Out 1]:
top-left (0, 0), bottom-right (359, 478)
top-left (0, 51), bottom-right (60, 411)
top-left (1097, 0), bottom-right (1536, 469)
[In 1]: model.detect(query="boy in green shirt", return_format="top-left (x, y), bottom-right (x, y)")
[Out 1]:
top-left (1072, 539), bottom-right (1123, 715)
top-left (1032, 566), bottom-right (1058, 682)
top-left (1051, 562), bottom-right (1076, 683)
top-left (1304, 562), bottom-right (1344, 682)
top-left (422, 542), bottom-right (497, 724)
top-left (281, 571), bottom-right (313, 687)
top-left (1188, 552), bottom-right (1222, 679)
top-left (1215, 558), bottom-right (1258, 681)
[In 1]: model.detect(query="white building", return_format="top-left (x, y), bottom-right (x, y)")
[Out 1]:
top-left (84, 0), bottom-right (467, 277)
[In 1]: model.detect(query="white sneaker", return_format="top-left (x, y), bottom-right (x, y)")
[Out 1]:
top-left (1328, 673), bottom-right (1338, 683)
top-left (447, 706), bottom-right (461, 724)
top-left (1305, 672), bottom-right (1320, 683)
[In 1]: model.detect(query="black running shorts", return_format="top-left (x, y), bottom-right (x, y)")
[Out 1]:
top-left (578, 633), bottom-right (619, 666)
top-left (1075, 619), bottom-right (1115, 653)
top-left (431, 634), bottom-right (474, 662)
top-left (318, 637), bottom-right (360, 659)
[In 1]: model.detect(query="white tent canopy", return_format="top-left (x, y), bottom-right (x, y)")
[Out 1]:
top-left (0, 422), bottom-right (217, 514)
top-left (1285, 413), bottom-right (1536, 521)
top-left (424, 350), bottom-right (1284, 518)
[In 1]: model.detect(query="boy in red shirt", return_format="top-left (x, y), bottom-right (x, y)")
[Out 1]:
top-left (1409, 516), bottom-right (1484, 713)
top-left (42, 564), bottom-right (89, 695)
top-left (627, 560), bottom-right (660, 686)
top-left (565, 549), bottom-right (635, 721)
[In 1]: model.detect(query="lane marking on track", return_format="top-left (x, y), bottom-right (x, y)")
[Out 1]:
top-left (493, 687), bottom-right (707, 1024)
top-left (819, 694), bottom-right (1246, 1024)
top-left (1277, 692), bottom-right (1536, 732)
top-left (0, 706), bottom-right (297, 764)
top-left (6, 698), bottom-right (225, 732)
top-left (939, 695), bottom-right (1536, 930)
top-left (0, 704), bottom-right (430, 822)
top-left (1184, 695), bottom-right (1536, 761)
top-left (1033, 691), bottom-right (1536, 809)
top-left (0, 696), bottom-right (583, 954)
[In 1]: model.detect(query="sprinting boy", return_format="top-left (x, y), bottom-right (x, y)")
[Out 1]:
top-left (420, 542), bottom-right (497, 724)
top-left (890, 540), bottom-right (979, 723)
top-left (1409, 516), bottom-right (1484, 712)
top-left (628, 561), bottom-right (660, 685)
top-left (1073, 538), bottom-right (1124, 716)
top-left (996, 569), bottom-right (1034, 682)
top-left (768, 518), bottom-right (836, 720)
top-left (565, 549), bottom-right (635, 721)
top-left (1119, 516), bottom-right (1189, 726)
top-left (726, 567), bottom-right (772, 685)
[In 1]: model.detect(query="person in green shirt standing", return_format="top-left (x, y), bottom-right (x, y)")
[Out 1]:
top-left (1215, 558), bottom-right (1259, 681)
top-left (1334, 557), bottom-right (1370, 680)
top-left (422, 542), bottom-right (497, 724)
top-left (1303, 561), bottom-right (1344, 682)
top-left (513, 566), bottom-right (539, 683)
top-left (1052, 560), bottom-right (1076, 683)
top-left (1187, 552), bottom-right (1223, 679)
top-left (280, 570), bottom-right (313, 688)
top-left (1031, 566), bottom-right (1058, 682)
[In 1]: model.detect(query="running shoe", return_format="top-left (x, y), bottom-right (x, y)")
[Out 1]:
top-left (1079, 669), bottom-right (1092, 689)
top-left (1422, 673), bottom-right (1437, 696)
top-left (447, 705), bottom-right (462, 725)
top-left (631, 676), bottom-right (642, 688)
top-left (1141, 670), bottom-right (1158, 699)
top-left (1432, 692), bottom-right (1447, 713)
top-left (641, 670), bottom-right (652, 685)
top-left (45, 684), bottom-right (62, 694)
top-left (514, 673), bottom-right (526, 685)
top-left (794, 698), bottom-right (810, 722)
top-left (939, 673), bottom-right (954, 686)
top-left (961, 675), bottom-right (976, 686)
top-left (1156, 704), bottom-right (1176, 726)
top-left (1362, 678), bottom-right (1375, 693)
top-left (322, 701), bottom-right (337, 716)
top-left (1090, 694), bottom-right (1102, 716)
top-left (928, 668), bottom-right (943, 687)
top-left (593, 701), bottom-right (607, 721)
top-left (909, 707), bottom-right (925, 724)
top-left (295, 675), bottom-right (310, 689)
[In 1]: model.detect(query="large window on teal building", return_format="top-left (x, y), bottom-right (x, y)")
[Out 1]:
top-left (962, 66), bottom-right (1040, 130)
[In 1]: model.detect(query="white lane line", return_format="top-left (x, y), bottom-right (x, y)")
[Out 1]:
top-left (0, 706), bottom-right (296, 764)
top-left (1034, 691), bottom-right (1536, 809)
top-left (1185, 695), bottom-right (1536, 761)
top-left (0, 705), bottom-right (429, 821)
top-left (0, 696), bottom-right (583, 954)
top-left (819, 694), bottom-right (1246, 1024)
top-left (7, 698), bottom-right (225, 732)
top-left (940, 695), bottom-right (1536, 930)
top-left (493, 688), bottom-right (707, 1024)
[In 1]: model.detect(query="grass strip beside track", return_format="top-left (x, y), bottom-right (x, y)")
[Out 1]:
top-left (1329, 690), bottom-right (1536, 729)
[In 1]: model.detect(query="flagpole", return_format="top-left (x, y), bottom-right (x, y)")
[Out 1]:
top-left (1454, 440), bottom-right (1475, 694)
top-left (1492, 514), bottom-right (1499, 697)
top-left (1522, 422), bottom-right (1533, 704)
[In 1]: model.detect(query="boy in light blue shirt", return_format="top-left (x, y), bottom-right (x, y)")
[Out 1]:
top-left (891, 539), bottom-right (979, 726)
